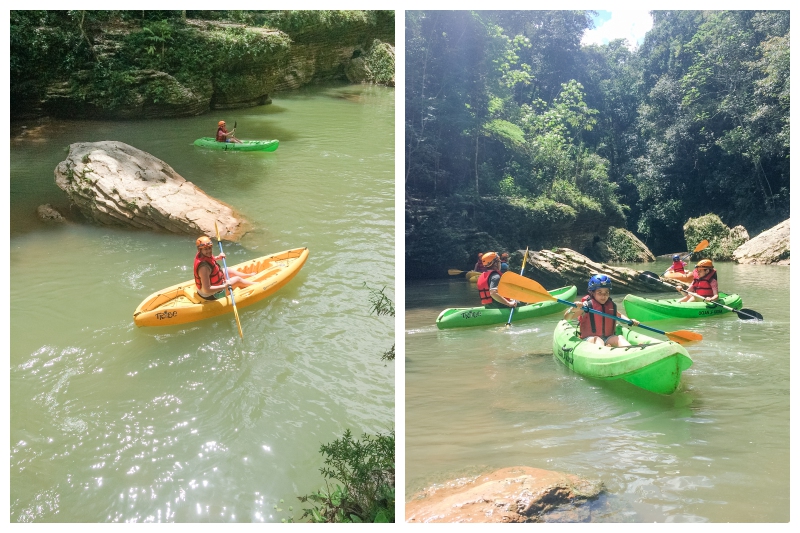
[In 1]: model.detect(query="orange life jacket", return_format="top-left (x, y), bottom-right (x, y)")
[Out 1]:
top-left (476, 270), bottom-right (501, 305)
top-left (578, 295), bottom-right (617, 339)
top-left (194, 252), bottom-right (225, 293)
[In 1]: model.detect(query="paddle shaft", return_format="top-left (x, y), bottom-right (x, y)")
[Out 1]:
top-left (216, 236), bottom-right (244, 338)
top-left (561, 298), bottom-right (672, 337)
top-left (506, 247), bottom-right (528, 326)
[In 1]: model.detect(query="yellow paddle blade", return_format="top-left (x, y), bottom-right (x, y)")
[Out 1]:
top-left (497, 272), bottom-right (555, 304)
top-left (520, 246), bottom-right (529, 271)
top-left (214, 221), bottom-right (221, 242)
top-left (448, 269), bottom-right (465, 276)
top-left (665, 330), bottom-right (703, 344)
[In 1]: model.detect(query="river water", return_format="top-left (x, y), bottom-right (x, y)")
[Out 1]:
top-left (405, 261), bottom-right (789, 522)
top-left (9, 84), bottom-right (395, 522)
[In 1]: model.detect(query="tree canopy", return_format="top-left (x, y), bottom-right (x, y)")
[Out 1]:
top-left (406, 10), bottom-right (789, 264)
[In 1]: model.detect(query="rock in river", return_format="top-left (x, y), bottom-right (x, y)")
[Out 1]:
top-left (732, 218), bottom-right (790, 265)
top-left (54, 141), bottom-right (247, 240)
top-left (406, 466), bottom-right (603, 523)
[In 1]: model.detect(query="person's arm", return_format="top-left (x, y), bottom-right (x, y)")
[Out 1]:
top-left (488, 273), bottom-right (517, 307)
top-left (564, 300), bottom-right (584, 319)
top-left (708, 279), bottom-right (719, 301)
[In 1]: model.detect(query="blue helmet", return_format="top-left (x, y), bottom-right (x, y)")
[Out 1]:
top-left (672, 254), bottom-right (681, 261)
top-left (588, 274), bottom-right (612, 291)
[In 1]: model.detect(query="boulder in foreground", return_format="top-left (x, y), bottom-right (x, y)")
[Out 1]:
top-left (54, 141), bottom-right (247, 240)
top-left (406, 466), bottom-right (603, 523)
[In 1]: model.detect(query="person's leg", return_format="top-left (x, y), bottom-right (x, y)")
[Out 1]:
top-left (227, 275), bottom-right (255, 289)
top-left (227, 267), bottom-right (254, 279)
top-left (583, 336), bottom-right (606, 346)
top-left (604, 335), bottom-right (631, 347)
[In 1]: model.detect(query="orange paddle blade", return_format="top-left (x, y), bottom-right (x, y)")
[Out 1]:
top-left (693, 239), bottom-right (709, 253)
top-left (448, 269), bottom-right (465, 276)
top-left (497, 272), bottom-right (555, 304)
top-left (665, 330), bottom-right (703, 344)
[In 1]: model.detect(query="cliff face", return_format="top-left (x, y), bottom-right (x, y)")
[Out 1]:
top-left (14, 16), bottom-right (394, 120)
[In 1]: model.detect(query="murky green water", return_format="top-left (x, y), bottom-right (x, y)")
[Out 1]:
top-left (405, 262), bottom-right (789, 522)
top-left (10, 84), bottom-right (395, 522)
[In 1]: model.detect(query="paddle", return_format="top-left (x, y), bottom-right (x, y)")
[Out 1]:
top-left (640, 271), bottom-right (763, 321)
top-left (506, 247), bottom-right (529, 326)
top-left (214, 221), bottom-right (244, 339)
top-left (448, 269), bottom-right (468, 276)
top-left (663, 239), bottom-right (709, 276)
top-left (498, 272), bottom-right (702, 344)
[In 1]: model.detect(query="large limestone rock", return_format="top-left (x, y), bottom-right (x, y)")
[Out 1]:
top-left (54, 141), bottom-right (247, 240)
top-left (683, 214), bottom-right (749, 261)
top-left (519, 248), bottom-right (671, 293)
top-left (406, 466), bottom-right (603, 523)
top-left (733, 219), bottom-right (790, 265)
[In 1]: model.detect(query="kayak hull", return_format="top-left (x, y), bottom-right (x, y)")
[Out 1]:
top-left (665, 271), bottom-right (693, 283)
top-left (133, 247), bottom-right (308, 327)
top-left (552, 320), bottom-right (693, 395)
top-left (193, 137), bottom-right (279, 152)
top-left (622, 292), bottom-right (743, 322)
top-left (436, 285), bottom-right (577, 329)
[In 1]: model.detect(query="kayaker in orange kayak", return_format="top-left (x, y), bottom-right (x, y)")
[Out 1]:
top-left (216, 120), bottom-right (242, 143)
top-left (666, 254), bottom-right (687, 274)
top-left (473, 252), bottom-right (488, 273)
top-left (677, 259), bottom-right (720, 303)
top-left (194, 236), bottom-right (254, 300)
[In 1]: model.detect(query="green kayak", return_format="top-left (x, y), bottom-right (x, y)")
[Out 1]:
top-left (622, 292), bottom-right (743, 322)
top-left (436, 285), bottom-right (577, 329)
top-left (552, 320), bottom-right (693, 394)
top-left (193, 137), bottom-right (279, 152)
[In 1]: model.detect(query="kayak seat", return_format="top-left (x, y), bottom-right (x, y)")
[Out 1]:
top-left (182, 287), bottom-right (204, 304)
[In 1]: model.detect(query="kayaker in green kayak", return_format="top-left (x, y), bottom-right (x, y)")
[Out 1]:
top-left (677, 259), bottom-right (720, 303)
top-left (216, 120), bottom-right (242, 144)
top-left (564, 274), bottom-right (639, 347)
top-left (476, 252), bottom-right (519, 309)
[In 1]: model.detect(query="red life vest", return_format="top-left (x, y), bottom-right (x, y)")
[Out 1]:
top-left (671, 260), bottom-right (686, 273)
top-left (194, 252), bottom-right (225, 293)
top-left (691, 269), bottom-right (717, 297)
top-left (476, 270), bottom-right (501, 305)
top-left (216, 127), bottom-right (227, 142)
top-left (578, 295), bottom-right (617, 339)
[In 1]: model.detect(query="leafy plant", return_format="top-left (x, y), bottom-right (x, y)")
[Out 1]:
top-left (299, 430), bottom-right (395, 523)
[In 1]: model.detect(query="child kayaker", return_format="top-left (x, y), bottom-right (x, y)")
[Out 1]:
top-left (476, 252), bottom-right (518, 309)
top-left (564, 274), bottom-right (639, 347)
top-left (666, 254), bottom-right (687, 274)
top-left (216, 120), bottom-right (242, 144)
top-left (678, 259), bottom-right (719, 303)
top-left (194, 235), bottom-right (254, 300)
top-left (473, 252), bottom-right (489, 273)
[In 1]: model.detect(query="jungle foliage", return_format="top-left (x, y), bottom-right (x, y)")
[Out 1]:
top-left (406, 10), bottom-right (789, 260)
top-left (10, 10), bottom-right (394, 109)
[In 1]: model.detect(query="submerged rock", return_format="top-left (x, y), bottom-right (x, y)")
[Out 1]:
top-left (54, 141), bottom-right (247, 240)
top-left (406, 466), bottom-right (603, 523)
top-left (36, 204), bottom-right (65, 222)
top-left (733, 218), bottom-right (790, 265)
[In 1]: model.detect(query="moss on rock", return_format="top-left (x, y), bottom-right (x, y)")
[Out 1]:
top-left (684, 214), bottom-right (750, 261)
